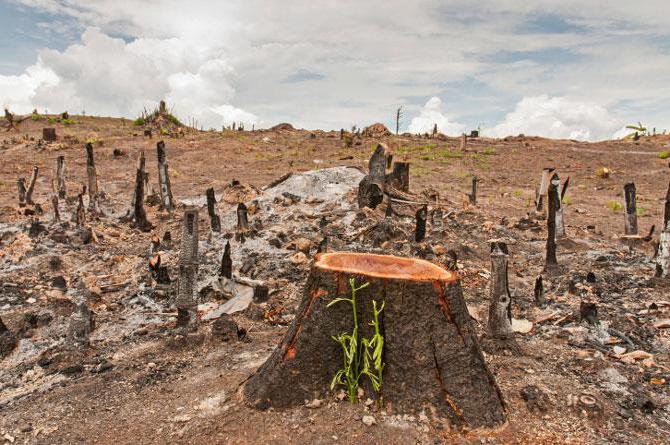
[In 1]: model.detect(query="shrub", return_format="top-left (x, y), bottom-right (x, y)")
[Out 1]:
top-left (167, 114), bottom-right (182, 126)
top-left (134, 117), bottom-right (146, 126)
top-left (659, 151), bottom-right (669, 159)
top-left (62, 119), bottom-right (74, 125)
top-left (482, 147), bottom-right (496, 155)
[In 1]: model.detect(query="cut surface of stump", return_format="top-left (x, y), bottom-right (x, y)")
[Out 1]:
top-left (243, 252), bottom-right (506, 428)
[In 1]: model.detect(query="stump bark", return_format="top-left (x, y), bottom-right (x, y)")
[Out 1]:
top-left (623, 182), bottom-right (638, 235)
top-left (156, 141), bottom-right (175, 211)
top-left (85, 143), bottom-right (99, 213)
top-left (243, 252), bottom-right (506, 428)
top-left (55, 156), bottom-right (66, 199)
top-left (545, 174), bottom-right (559, 269)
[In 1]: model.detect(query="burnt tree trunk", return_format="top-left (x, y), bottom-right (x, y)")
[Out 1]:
top-left (177, 209), bottom-right (199, 326)
top-left (17, 178), bottom-right (26, 207)
top-left (623, 182), bottom-right (638, 235)
top-left (51, 194), bottom-right (60, 222)
top-left (243, 252), bottom-right (506, 428)
top-left (657, 230), bottom-right (670, 277)
top-left (545, 174), bottom-right (559, 269)
top-left (487, 243), bottom-right (514, 338)
top-left (550, 173), bottom-right (565, 237)
top-left (469, 176), bottom-right (479, 205)
top-left (25, 165), bottom-right (38, 205)
top-left (534, 276), bottom-right (545, 306)
top-left (42, 127), bottom-right (57, 142)
top-left (85, 143), bottom-right (99, 213)
top-left (220, 240), bottom-right (232, 279)
top-left (460, 133), bottom-right (467, 151)
top-left (358, 144), bottom-right (386, 209)
top-left (535, 168), bottom-right (555, 212)
top-left (206, 187), bottom-right (221, 232)
top-left (387, 162), bottom-right (410, 192)
top-left (156, 141), bottom-right (175, 211)
top-left (130, 151), bottom-right (151, 232)
top-left (55, 156), bottom-right (66, 199)
top-left (664, 180), bottom-right (670, 231)
top-left (415, 205), bottom-right (427, 242)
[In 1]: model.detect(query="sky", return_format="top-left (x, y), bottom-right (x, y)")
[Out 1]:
top-left (1, 0), bottom-right (670, 141)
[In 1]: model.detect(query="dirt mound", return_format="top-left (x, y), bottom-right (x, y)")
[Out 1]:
top-left (270, 123), bottom-right (294, 131)
top-left (362, 123), bottom-right (391, 138)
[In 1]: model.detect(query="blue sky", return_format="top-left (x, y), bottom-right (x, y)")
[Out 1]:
top-left (1, 0), bottom-right (669, 140)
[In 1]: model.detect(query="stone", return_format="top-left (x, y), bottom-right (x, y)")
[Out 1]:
top-left (362, 415), bottom-right (376, 426)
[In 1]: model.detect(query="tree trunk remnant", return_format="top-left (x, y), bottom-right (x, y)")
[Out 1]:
top-left (387, 162), bottom-right (410, 192)
top-left (535, 168), bottom-right (555, 212)
top-left (42, 127), bottom-right (57, 142)
top-left (550, 173), bottom-right (565, 237)
top-left (206, 187), bottom-right (221, 232)
top-left (85, 143), bottom-right (99, 213)
top-left (25, 165), bottom-right (38, 205)
top-left (469, 176), bottom-right (479, 205)
top-left (545, 174), bottom-right (559, 269)
top-left (534, 276), bottom-right (545, 306)
top-left (156, 141), bottom-right (175, 211)
top-left (130, 151), bottom-right (151, 232)
top-left (357, 144), bottom-right (387, 209)
top-left (624, 182), bottom-right (638, 235)
top-left (663, 180), bottom-right (670, 231)
top-left (415, 205), bottom-right (427, 242)
top-left (51, 194), bottom-right (60, 222)
top-left (237, 203), bottom-right (249, 234)
top-left (487, 242), bottom-right (513, 339)
top-left (55, 156), bottom-right (66, 199)
top-left (243, 252), bottom-right (506, 428)
top-left (75, 191), bottom-right (86, 227)
top-left (220, 240), bottom-right (232, 279)
top-left (17, 178), bottom-right (27, 207)
top-left (177, 209), bottom-right (199, 326)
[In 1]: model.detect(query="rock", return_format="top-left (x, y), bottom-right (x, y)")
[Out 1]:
top-left (293, 237), bottom-right (312, 254)
top-left (211, 315), bottom-right (241, 342)
top-left (362, 415), bottom-right (376, 426)
top-left (305, 398), bottom-right (323, 409)
top-left (289, 252), bottom-right (308, 264)
top-left (520, 385), bottom-right (550, 413)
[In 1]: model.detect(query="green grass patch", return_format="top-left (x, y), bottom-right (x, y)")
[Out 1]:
top-left (606, 200), bottom-right (623, 212)
top-left (482, 147), bottom-right (496, 155)
top-left (62, 119), bottom-right (74, 125)
top-left (637, 206), bottom-right (647, 216)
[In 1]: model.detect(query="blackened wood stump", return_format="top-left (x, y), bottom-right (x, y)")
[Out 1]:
top-left (243, 252), bottom-right (506, 427)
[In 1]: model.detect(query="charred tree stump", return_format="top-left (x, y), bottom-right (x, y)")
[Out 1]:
top-left (55, 156), bottom-right (66, 199)
top-left (550, 173), bottom-right (565, 237)
top-left (545, 174), bottom-right (559, 270)
top-left (663, 180), bottom-right (670, 231)
top-left (535, 168), bottom-right (555, 212)
top-left (624, 182), bottom-right (638, 235)
top-left (206, 188), bottom-right (221, 232)
top-left (534, 276), bottom-right (545, 306)
top-left (387, 162), bottom-right (410, 192)
top-left (17, 178), bottom-right (27, 207)
top-left (460, 133), bottom-right (467, 151)
top-left (236, 202), bottom-right (249, 236)
top-left (156, 141), bottom-right (175, 211)
top-left (42, 127), bottom-right (57, 142)
top-left (25, 165), bottom-right (38, 205)
top-left (482, 242), bottom-right (519, 354)
top-left (243, 252), bottom-right (506, 428)
top-left (415, 205), bottom-right (427, 242)
top-left (85, 143), bottom-right (99, 213)
top-left (357, 144), bottom-right (386, 209)
top-left (129, 151), bottom-right (151, 232)
top-left (51, 194), bottom-right (60, 222)
top-left (468, 176), bottom-right (478, 205)
top-left (220, 240), bottom-right (232, 279)
top-left (75, 191), bottom-right (86, 227)
top-left (177, 209), bottom-right (199, 326)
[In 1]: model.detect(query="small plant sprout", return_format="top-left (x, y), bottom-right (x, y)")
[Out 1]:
top-left (328, 278), bottom-right (385, 403)
top-left (659, 150), bottom-right (669, 160)
top-left (607, 200), bottom-right (623, 213)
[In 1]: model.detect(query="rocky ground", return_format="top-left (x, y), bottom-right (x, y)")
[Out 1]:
top-left (0, 114), bottom-right (669, 444)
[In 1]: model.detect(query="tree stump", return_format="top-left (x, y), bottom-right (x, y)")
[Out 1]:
top-left (243, 252), bottom-right (506, 428)
top-left (624, 182), bottom-right (638, 235)
top-left (85, 143), bottom-right (99, 213)
top-left (357, 144), bottom-right (387, 209)
top-left (43, 127), bottom-right (57, 142)
top-left (55, 156), bottom-right (67, 199)
top-left (387, 162), bottom-right (410, 192)
top-left (535, 168), bottom-right (555, 212)
top-left (156, 141), bottom-right (175, 211)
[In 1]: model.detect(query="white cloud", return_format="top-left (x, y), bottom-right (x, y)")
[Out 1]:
top-left (483, 95), bottom-right (623, 141)
top-left (0, 27), bottom-right (253, 128)
top-left (408, 97), bottom-right (466, 136)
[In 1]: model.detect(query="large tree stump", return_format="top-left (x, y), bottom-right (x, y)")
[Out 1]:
top-left (357, 144), bottom-right (387, 209)
top-left (243, 252), bottom-right (506, 428)
top-left (128, 151), bottom-right (151, 232)
top-left (387, 162), bottom-right (410, 192)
